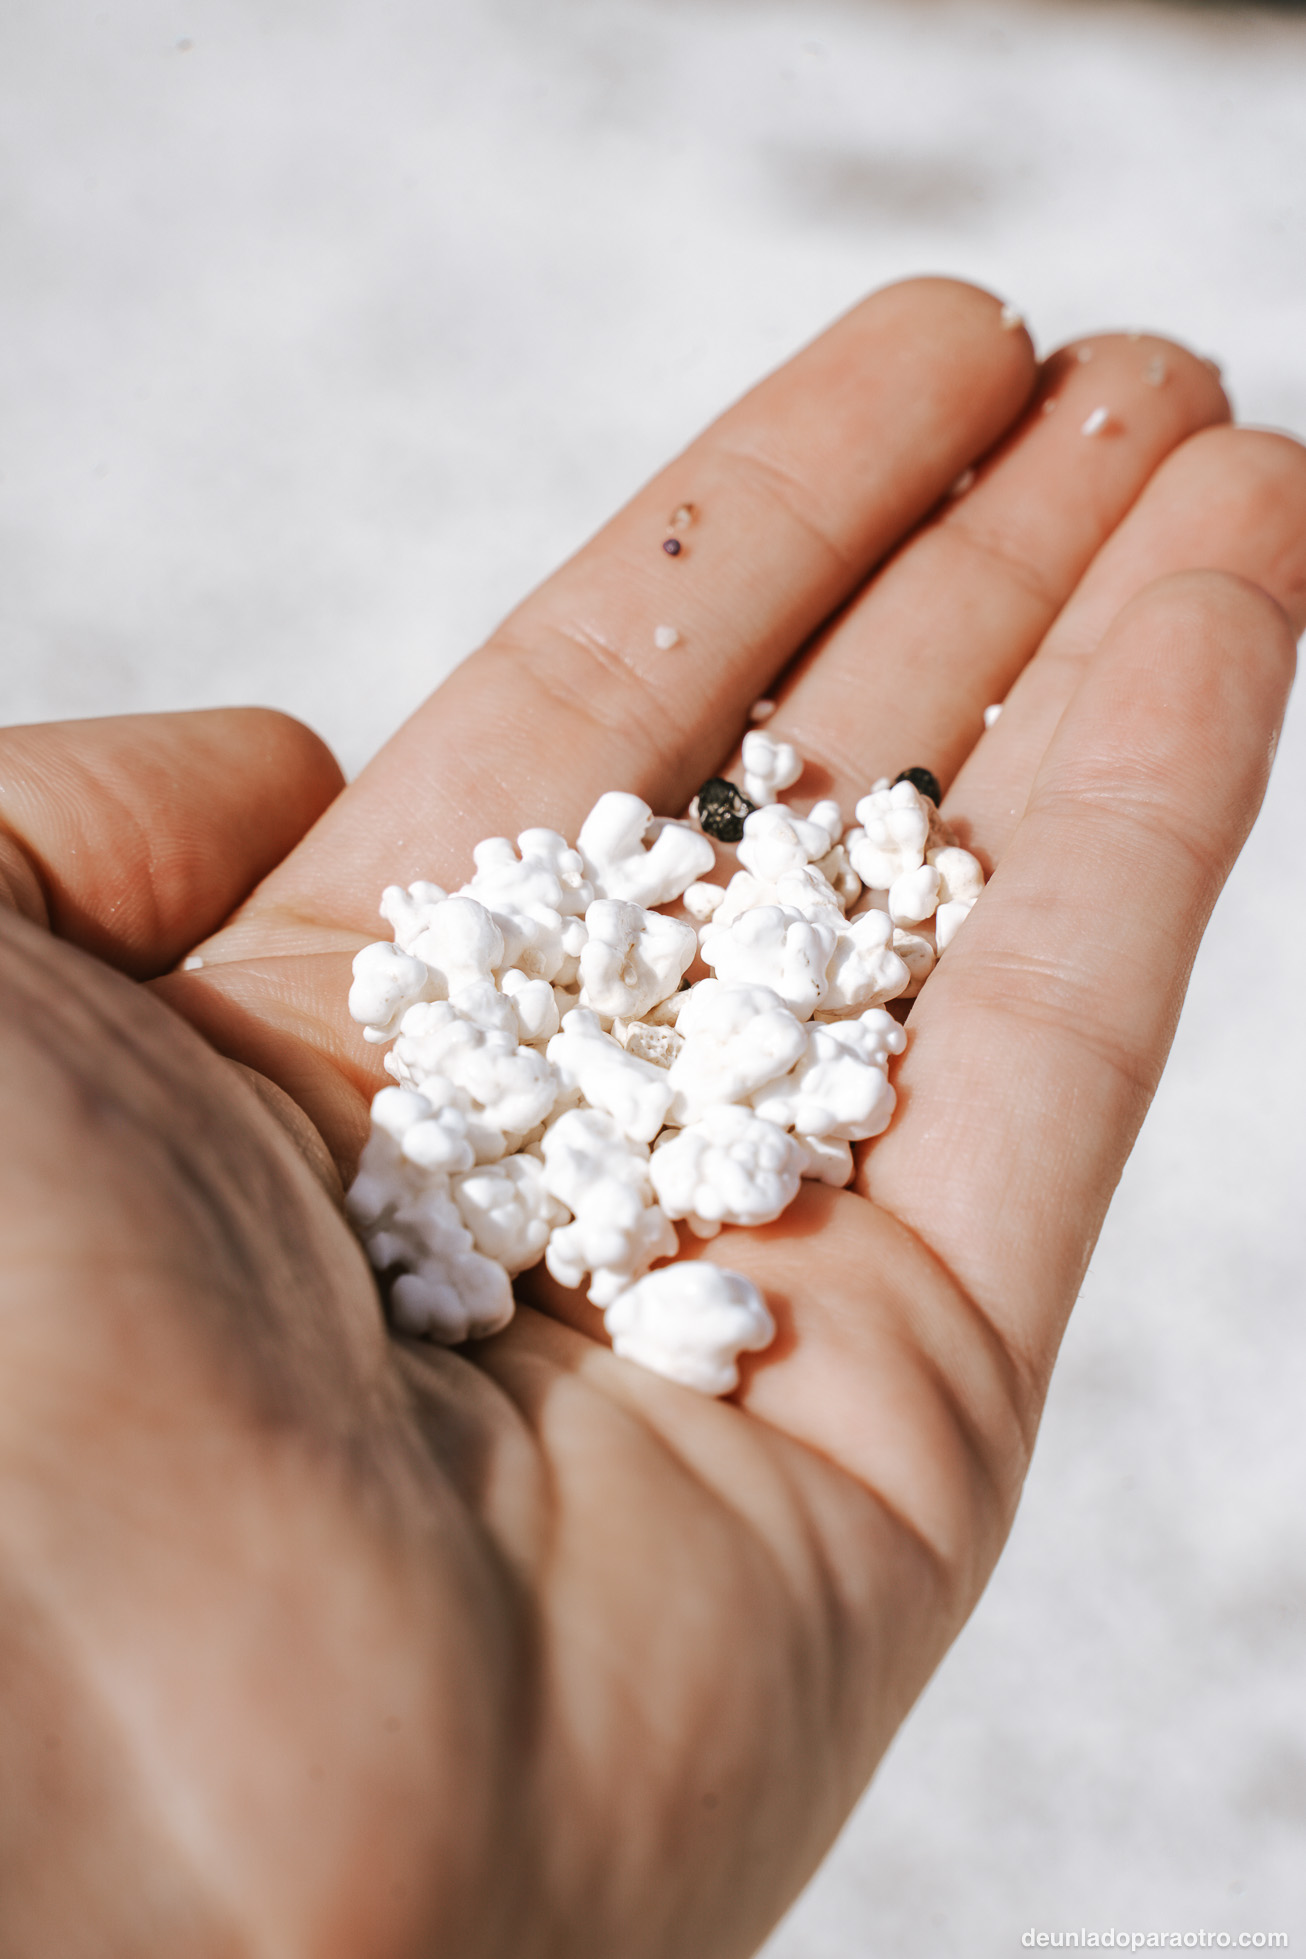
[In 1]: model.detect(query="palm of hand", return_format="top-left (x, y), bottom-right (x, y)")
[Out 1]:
top-left (2, 281), bottom-right (1302, 1957)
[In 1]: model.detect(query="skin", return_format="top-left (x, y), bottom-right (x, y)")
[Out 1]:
top-left (0, 277), bottom-right (1303, 1957)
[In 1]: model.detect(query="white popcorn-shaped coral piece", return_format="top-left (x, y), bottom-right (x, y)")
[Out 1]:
top-left (888, 862), bottom-right (942, 926)
top-left (826, 1005), bottom-right (907, 1071)
top-left (813, 842), bottom-right (861, 912)
top-left (450, 1154), bottom-right (567, 1276)
top-left (752, 1008), bottom-right (906, 1141)
top-left (927, 844), bottom-right (985, 950)
top-left (666, 980), bottom-right (809, 1125)
top-left (682, 880), bottom-right (726, 923)
top-left (538, 912), bottom-right (590, 987)
top-left (348, 940), bottom-right (436, 1044)
top-left (819, 909), bottom-right (912, 1017)
top-left (360, 1178), bottom-right (463, 1278)
top-left (402, 1106), bottom-right (479, 1174)
top-left (709, 859), bottom-right (844, 936)
top-left (741, 729), bottom-right (803, 807)
top-left (408, 1072), bottom-right (515, 1164)
top-left (578, 793), bottom-right (715, 908)
top-left (934, 898), bottom-right (976, 951)
top-left (794, 1132), bottom-right (855, 1186)
top-left (345, 1117), bottom-right (514, 1346)
top-left (890, 924), bottom-right (936, 998)
top-left (512, 828), bottom-right (593, 915)
top-left (769, 865), bottom-right (847, 921)
top-left (700, 903), bottom-right (838, 1021)
top-left (805, 799), bottom-right (844, 850)
top-left (445, 976), bottom-right (520, 1039)
top-left (369, 1082), bottom-right (438, 1144)
top-left (361, 1082), bottom-right (480, 1177)
top-left (650, 1103), bottom-right (805, 1237)
top-left (545, 1188), bottom-right (678, 1308)
top-left (540, 1107), bottom-right (655, 1207)
top-left (578, 899), bottom-right (697, 1021)
top-left (736, 804), bottom-right (830, 881)
top-left (389, 1002), bottom-right (559, 1153)
top-left (499, 966), bottom-right (562, 1044)
top-left (344, 1088), bottom-right (438, 1230)
top-left (405, 894), bottom-right (506, 994)
top-left (457, 835), bottom-right (589, 984)
top-left (849, 780), bottom-right (931, 890)
top-left (390, 1248), bottom-right (514, 1345)
top-left (703, 869), bottom-right (767, 933)
top-left (546, 1008), bottom-right (674, 1143)
top-left (461, 831), bottom-right (589, 919)
top-left (512, 911), bottom-right (586, 987)
top-left (928, 844), bottom-right (984, 902)
top-left (604, 1264), bottom-right (775, 1396)
top-left (379, 880), bottom-right (449, 952)
top-left (541, 1109), bottom-right (663, 1303)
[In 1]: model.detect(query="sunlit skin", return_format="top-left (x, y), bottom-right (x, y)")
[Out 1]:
top-left (1, 279), bottom-right (1303, 1956)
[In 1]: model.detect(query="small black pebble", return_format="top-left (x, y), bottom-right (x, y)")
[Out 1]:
top-left (893, 766), bottom-right (942, 807)
top-left (696, 777), bottom-right (756, 844)
top-left (662, 536), bottom-right (683, 556)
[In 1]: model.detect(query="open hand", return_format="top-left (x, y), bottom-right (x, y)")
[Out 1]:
top-left (2, 279), bottom-right (1302, 1956)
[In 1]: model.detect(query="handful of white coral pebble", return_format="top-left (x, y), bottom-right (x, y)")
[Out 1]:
top-left (345, 768), bottom-right (984, 1394)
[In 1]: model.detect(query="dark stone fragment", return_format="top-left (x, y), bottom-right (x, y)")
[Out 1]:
top-left (662, 536), bottom-right (683, 556)
top-left (893, 766), bottom-right (942, 807)
top-left (696, 776), bottom-right (756, 844)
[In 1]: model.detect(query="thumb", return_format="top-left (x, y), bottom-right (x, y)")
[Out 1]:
top-left (0, 708), bottom-right (343, 979)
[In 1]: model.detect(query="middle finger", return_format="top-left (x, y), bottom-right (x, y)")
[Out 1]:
top-left (222, 276), bottom-right (1034, 941)
top-left (740, 332), bottom-right (1227, 811)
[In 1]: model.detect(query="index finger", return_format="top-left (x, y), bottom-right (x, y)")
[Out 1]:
top-left (230, 277), bottom-right (1035, 939)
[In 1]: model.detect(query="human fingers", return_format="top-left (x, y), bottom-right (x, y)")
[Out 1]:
top-left (0, 709), bottom-right (342, 978)
top-left (948, 425), bottom-right (1306, 863)
top-left (723, 334), bottom-right (1228, 810)
top-left (861, 570), bottom-right (1297, 1399)
top-left (162, 280), bottom-right (1035, 1149)
top-left (221, 277), bottom-right (1035, 941)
